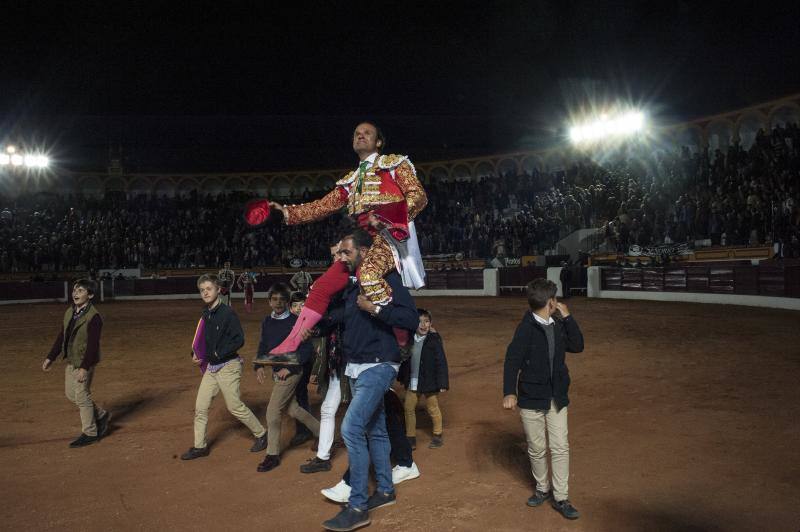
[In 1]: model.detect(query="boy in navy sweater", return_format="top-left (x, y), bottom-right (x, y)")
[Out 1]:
top-left (182, 273), bottom-right (267, 460)
top-left (253, 283), bottom-right (320, 472)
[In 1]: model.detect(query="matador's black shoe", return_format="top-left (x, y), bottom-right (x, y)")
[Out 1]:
top-left (254, 352), bottom-right (301, 366)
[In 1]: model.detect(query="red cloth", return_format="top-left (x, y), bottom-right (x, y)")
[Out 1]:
top-left (244, 199), bottom-right (271, 227)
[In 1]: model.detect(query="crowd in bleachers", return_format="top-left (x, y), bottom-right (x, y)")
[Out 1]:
top-left (1, 122), bottom-right (799, 273)
top-left (410, 122), bottom-right (800, 259)
top-left (0, 190), bottom-right (344, 272)
top-left (586, 123), bottom-right (800, 255)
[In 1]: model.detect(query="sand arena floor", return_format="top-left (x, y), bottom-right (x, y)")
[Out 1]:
top-left (1, 296), bottom-right (799, 531)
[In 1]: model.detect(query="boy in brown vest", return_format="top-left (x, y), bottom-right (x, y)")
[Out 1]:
top-left (42, 279), bottom-right (110, 448)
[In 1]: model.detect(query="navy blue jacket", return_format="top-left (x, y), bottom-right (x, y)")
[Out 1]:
top-left (503, 312), bottom-right (584, 410)
top-left (255, 313), bottom-right (313, 374)
top-left (334, 271), bottom-right (418, 364)
top-left (398, 332), bottom-right (450, 393)
top-left (202, 302), bottom-right (244, 365)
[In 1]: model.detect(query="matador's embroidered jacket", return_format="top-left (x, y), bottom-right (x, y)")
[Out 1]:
top-left (285, 154), bottom-right (427, 240)
top-left (283, 153), bottom-right (427, 304)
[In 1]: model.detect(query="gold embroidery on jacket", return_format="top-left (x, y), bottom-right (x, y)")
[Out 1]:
top-left (336, 170), bottom-right (357, 186)
top-left (377, 154), bottom-right (407, 169)
top-left (286, 188), bottom-right (347, 225)
top-left (394, 160), bottom-right (427, 219)
top-left (360, 234), bottom-right (395, 305)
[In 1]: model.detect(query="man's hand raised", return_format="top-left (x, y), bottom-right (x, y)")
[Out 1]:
top-left (268, 202), bottom-right (288, 219)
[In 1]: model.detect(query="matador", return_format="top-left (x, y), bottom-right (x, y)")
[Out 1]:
top-left (247, 122), bottom-right (427, 362)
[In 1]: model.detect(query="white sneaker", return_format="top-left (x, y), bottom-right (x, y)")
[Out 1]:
top-left (392, 462), bottom-right (421, 484)
top-left (321, 480), bottom-right (351, 503)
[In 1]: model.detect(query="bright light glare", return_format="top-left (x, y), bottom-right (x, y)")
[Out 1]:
top-left (22, 154), bottom-right (49, 168)
top-left (0, 147), bottom-right (50, 168)
top-left (569, 111), bottom-right (646, 144)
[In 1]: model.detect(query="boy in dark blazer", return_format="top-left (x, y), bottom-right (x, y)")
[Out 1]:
top-left (503, 279), bottom-right (584, 520)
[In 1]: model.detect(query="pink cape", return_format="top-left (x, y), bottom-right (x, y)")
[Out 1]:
top-left (192, 318), bottom-right (208, 374)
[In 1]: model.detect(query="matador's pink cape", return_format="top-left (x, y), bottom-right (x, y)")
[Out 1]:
top-left (192, 318), bottom-right (208, 374)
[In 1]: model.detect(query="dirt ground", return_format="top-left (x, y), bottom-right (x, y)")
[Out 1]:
top-left (1, 296), bottom-right (799, 531)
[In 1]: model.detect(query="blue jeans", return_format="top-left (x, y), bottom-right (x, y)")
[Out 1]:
top-left (341, 363), bottom-right (397, 511)
top-left (341, 390), bottom-right (412, 485)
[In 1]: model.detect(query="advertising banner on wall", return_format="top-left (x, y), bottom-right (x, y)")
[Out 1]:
top-left (628, 243), bottom-right (691, 257)
top-left (288, 258), bottom-right (332, 269)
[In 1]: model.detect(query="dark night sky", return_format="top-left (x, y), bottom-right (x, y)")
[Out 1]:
top-left (2, 1), bottom-right (799, 172)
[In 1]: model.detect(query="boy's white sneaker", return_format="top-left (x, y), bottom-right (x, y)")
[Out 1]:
top-left (321, 480), bottom-right (351, 503)
top-left (392, 462), bottom-right (420, 484)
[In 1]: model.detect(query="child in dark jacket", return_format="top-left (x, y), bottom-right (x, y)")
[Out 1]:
top-left (181, 273), bottom-right (267, 460)
top-left (502, 279), bottom-right (584, 520)
top-left (253, 283), bottom-right (319, 472)
top-left (289, 290), bottom-right (315, 447)
top-left (398, 308), bottom-right (449, 449)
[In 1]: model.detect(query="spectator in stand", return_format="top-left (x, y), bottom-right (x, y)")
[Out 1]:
top-left (290, 267), bottom-right (313, 294)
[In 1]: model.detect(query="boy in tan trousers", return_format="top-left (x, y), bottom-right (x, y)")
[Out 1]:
top-left (181, 273), bottom-right (267, 460)
top-left (42, 279), bottom-right (110, 447)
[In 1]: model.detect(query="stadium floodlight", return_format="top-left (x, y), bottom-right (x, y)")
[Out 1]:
top-left (22, 154), bottom-right (49, 168)
top-left (0, 146), bottom-right (50, 168)
top-left (569, 110), bottom-right (646, 145)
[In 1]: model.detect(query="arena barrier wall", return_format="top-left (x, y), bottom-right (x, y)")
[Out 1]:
top-left (109, 269), bottom-right (494, 300)
top-left (498, 266), bottom-right (549, 295)
top-left (586, 265), bottom-right (800, 311)
top-left (411, 268), bottom-right (497, 296)
top-left (0, 281), bottom-right (68, 305)
top-left (0, 269), bottom-right (496, 304)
